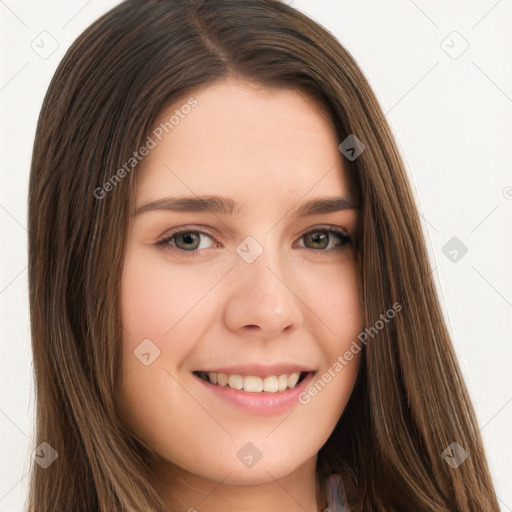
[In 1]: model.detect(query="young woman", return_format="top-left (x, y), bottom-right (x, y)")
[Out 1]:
top-left (27, 0), bottom-right (499, 511)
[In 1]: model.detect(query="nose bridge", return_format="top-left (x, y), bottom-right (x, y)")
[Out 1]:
top-left (247, 244), bottom-right (284, 299)
top-left (238, 233), bottom-right (287, 304)
top-left (223, 232), bottom-right (303, 337)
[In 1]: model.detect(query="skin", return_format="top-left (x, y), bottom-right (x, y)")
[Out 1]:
top-left (118, 79), bottom-right (363, 512)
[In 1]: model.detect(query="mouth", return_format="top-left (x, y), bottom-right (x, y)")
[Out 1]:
top-left (193, 368), bottom-right (316, 416)
top-left (193, 370), bottom-right (310, 393)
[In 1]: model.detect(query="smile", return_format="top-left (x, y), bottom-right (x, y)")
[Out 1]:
top-left (194, 371), bottom-right (309, 393)
top-left (193, 368), bottom-right (316, 416)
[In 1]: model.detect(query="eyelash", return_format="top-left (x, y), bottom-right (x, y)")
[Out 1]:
top-left (154, 226), bottom-right (352, 257)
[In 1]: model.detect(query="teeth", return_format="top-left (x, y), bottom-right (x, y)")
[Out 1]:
top-left (205, 371), bottom-right (304, 392)
top-left (288, 372), bottom-right (300, 388)
top-left (244, 375), bottom-right (263, 392)
top-left (217, 372), bottom-right (228, 386)
top-left (228, 374), bottom-right (243, 390)
top-left (263, 376), bottom-right (278, 393)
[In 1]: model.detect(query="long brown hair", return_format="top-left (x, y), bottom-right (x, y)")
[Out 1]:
top-left (27, 0), bottom-right (499, 510)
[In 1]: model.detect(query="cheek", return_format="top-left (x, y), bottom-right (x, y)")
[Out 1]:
top-left (288, 256), bottom-right (362, 421)
top-left (302, 257), bottom-right (363, 408)
top-left (117, 251), bottom-right (220, 445)
top-left (300, 254), bottom-right (363, 340)
top-left (119, 250), bottom-right (220, 337)
top-left (117, 250), bottom-right (215, 413)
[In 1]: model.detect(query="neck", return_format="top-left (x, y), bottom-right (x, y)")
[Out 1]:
top-left (153, 455), bottom-right (327, 512)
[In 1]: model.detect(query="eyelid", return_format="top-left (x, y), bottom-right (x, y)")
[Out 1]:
top-left (301, 223), bottom-right (349, 236)
top-left (157, 223), bottom-right (350, 240)
top-left (156, 224), bottom-right (219, 242)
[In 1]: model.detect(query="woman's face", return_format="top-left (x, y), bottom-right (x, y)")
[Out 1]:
top-left (118, 79), bottom-right (363, 487)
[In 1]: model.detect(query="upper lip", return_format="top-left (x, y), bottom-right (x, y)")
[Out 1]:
top-left (194, 364), bottom-right (315, 378)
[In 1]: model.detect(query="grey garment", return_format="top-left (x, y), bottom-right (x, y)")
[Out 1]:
top-left (325, 474), bottom-right (352, 512)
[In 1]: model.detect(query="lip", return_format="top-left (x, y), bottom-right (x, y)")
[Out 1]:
top-left (195, 363), bottom-right (314, 378)
top-left (194, 370), bottom-right (315, 416)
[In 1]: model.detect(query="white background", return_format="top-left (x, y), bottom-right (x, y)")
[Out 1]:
top-left (1, 1), bottom-right (511, 510)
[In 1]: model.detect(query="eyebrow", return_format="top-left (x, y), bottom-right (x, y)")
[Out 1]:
top-left (133, 195), bottom-right (357, 217)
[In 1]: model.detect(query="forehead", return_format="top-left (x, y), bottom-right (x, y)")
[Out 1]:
top-left (135, 79), bottom-right (352, 210)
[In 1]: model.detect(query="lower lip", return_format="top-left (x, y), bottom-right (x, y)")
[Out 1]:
top-left (195, 372), bottom-right (315, 416)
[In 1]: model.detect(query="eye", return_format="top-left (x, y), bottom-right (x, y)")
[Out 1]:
top-left (155, 226), bottom-right (352, 257)
top-left (155, 229), bottom-right (217, 255)
top-left (297, 227), bottom-right (351, 253)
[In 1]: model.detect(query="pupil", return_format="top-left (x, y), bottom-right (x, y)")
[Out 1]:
top-left (307, 231), bottom-right (328, 249)
top-left (178, 232), bottom-right (199, 250)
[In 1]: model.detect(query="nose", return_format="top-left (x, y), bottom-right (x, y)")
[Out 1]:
top-left (222, 245), bottom-right (304, 339)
